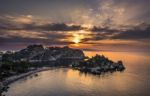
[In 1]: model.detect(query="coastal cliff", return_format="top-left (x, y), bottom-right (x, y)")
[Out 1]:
top-left (2, 45), bottom-right (84, 63)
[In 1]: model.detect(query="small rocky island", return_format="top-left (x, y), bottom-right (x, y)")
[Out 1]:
top-left (0, 44), bottom-right (125, 95)
top-left (71, 54), bottom-right (125, 74)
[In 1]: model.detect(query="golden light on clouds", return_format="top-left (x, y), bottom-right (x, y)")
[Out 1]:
top-left (57, 30), bottom-right (93, 47)
top-left (3, 30), bottom-right (47, 39)
top-left (71, 30), bottom-right (92, 44)
top-left (13, 15), bottom-right (33, 24)
top-left (91, 39), bottom-right (140, 45)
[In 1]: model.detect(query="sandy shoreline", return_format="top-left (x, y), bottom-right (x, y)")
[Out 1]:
top-left (0, 67), bottom-right (51, 95)
top-left (3, 67), bottom-right (51, 85)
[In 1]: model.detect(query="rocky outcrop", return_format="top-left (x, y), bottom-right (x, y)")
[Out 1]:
top-left (71, 54), bottom-right (125, 74)
top-left (2, 45), bottom-right (85, 64)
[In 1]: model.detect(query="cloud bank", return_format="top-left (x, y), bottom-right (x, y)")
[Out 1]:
top-left (0, 0), bottom-right (150, 51)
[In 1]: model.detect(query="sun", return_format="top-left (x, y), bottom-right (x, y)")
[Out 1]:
top-left (74, 39), bottom-right (80, 44)
top-left (73, 34), bottom-right (81, 44)
top-left (69, 30), bottom-right (91, 45)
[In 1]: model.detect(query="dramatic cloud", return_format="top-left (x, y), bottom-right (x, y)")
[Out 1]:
top-left (0, 15), bottom-right (84, 31)
top-left (0, 0), bottom-right (149, 26)
top-left (24, 23), bottom-right (83, 31)
top-left (111, 24), bottom-right (150, 40)
top-left (0, 0), bottom-right (150, 51)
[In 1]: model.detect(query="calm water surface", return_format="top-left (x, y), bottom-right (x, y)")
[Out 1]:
top-left (5, 51), bottom-right (150, 96)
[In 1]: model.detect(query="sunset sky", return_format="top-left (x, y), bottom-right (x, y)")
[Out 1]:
top-left (0, 0), bottom-right (150, 51)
